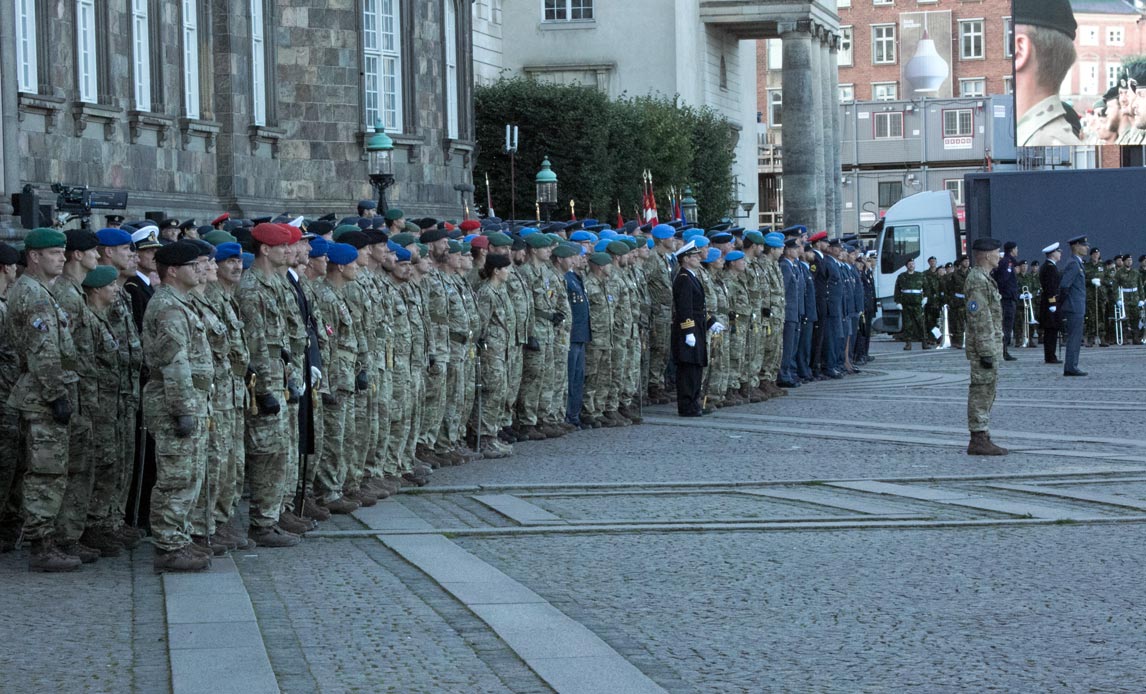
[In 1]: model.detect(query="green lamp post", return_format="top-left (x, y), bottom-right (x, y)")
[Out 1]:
top-left (681, 186), bottom-right (698, 224)
top-left (365, 120), bottom-right (395, 214)
top-left (535, 156), bottom-right (558, 223)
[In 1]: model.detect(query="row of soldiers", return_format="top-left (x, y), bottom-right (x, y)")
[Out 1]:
top-left (0, 206), bottom-right (870, 573)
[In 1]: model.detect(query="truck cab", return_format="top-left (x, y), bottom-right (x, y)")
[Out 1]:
top-left (871, 190), bottom-right (961, 334)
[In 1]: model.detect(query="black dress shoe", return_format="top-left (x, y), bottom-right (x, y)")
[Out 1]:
top-left (1063, 369), bottom-right (1088, 377)
top-left (678, 411), bottom-right (703, 418)
top-left (776, 379), bottom-right (797, 388)
top-left (1044, 358), bottom-right (1062, 364)
top-left (1003, 352), bottom-right (1018, 361)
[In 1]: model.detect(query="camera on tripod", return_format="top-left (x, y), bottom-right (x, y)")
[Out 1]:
top-left (51, 183), bottom-right (129, 217)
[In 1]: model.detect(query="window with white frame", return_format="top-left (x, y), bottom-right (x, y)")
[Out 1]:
top-left (768, 89), bottom-right (782, 127)
top-left (1003, 16), bottom-right (1013, 58)
top-left (15, 0), bottom-right (38, 93)
top-left (364, 0), bottom-right (403, 131)
top-left (1003, 76), bottom-right (1013, 94)
top-left (1079, 61), bottom-right (1099, 96)
top-left (837, 0), bottom-right (850, 7)
top-left (767, 39), bottom-right (782, 70)
top-left (444, 0), bottom-right (459, 139)
top-left (132, 0), bottom-right (151, 109)
top-left (839, 27), bottom-right (853, 67)
top-left (1107, 26), bottom-right (1124, 46)
top-left (182, 0), bottom-right (200, 118)
top-left (943, 108), bottom-right (973, 137)
top-left (944, 179), bottom-right (963, 205)
top-left (959, 19), bottom-right (983, 60)
top-left (839, 84), bottom-right (854, 102)
top-left (873, 81), bottom-right (897, 101)
top-left (251, 0), bottom-right (266, 126)
top-left (1079, 25), bottom-right (1098, 46)
top-left (1107, 64), bottom-right (1122, 89)
top-left (543, 0), bottom-right (592, 22)
top-left (873, 0), bottom-right (892, 5)
top-left (872, 25), bottom-right (895, 65)
top-left (959, 78), bottom-right (985, 97)
top-left (874, 111), bottom-right (903, 139)
top-left (76, 0), bottom-right (98, 103)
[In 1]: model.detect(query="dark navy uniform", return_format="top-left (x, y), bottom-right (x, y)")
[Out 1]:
top-left (671, 266), bottom-right (709, 416)
top-left (565, 269), bottom-right (590, 425)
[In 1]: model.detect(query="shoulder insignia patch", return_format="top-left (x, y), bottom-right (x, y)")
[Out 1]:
top-left (810, 265), bottom-right (817, 272)
top-left (31, 317), bottom-right (48, 332)
top-left (967, 300), bottom-right (979, 314)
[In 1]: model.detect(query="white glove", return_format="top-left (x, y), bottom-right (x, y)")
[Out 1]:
top-left (1092, 278), bottom-right (1102, 287)
top-left (921, 298), bottom-right (928, 307)
top-left (710, 322), bottom-right (726, 335)
top-left (1020, 292), bottom-right (1032, 301)
top-left (685, 334), bottom-right (696, 347)
top-left (310, 366), bottom-right (323, 387)
top-left (1138, 300), bottom-right (1145, 308)
top-left (1049, 306), bottom-right (1057, 313)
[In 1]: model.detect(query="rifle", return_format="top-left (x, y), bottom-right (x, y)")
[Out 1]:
top-left (131, 420), bottom-right (148, 530)
top-left (475, 343), bottom-right (483, 453)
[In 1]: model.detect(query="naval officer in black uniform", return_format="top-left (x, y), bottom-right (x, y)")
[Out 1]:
top-left (671, 241), bottom-right (721, 416)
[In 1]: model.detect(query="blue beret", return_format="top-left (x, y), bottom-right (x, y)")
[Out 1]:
top-left (764, 232), bottom-right (785, 248)
top-left (599, 230), bottom-right (617, 240)
top-left (580, 218), bottom-right (598, 228)
top-left (241, 252), bottom-right (255, 270)
top-left (96, 228), bottom-right (133, 247)
top-left (725, 250), bottom-right (746, 262)
top-left (682, 229), bottom-right (703, 242)
top-left (214, 242), bottom-right (243, 262)
top-left (569, 230), bottom-right (593, 242)
top-left (464, 234), bottom-right (479, 243)
top-left (357, 199), bottom-right (377, 210)
top-left (594, 239), bottom-right (612, 253)
top-left (702, 247), bottom-right (722, 263)
top-left (326, 242), bottom-right (359, 266)
top-left (519, 227), bottom-right (540, 237)
top-left (693, 236), bottom-right (710, 249)
top-left (651, 224), bottom-right (674, 240)
top-left (647, 238), bottom-right (655, 249)
top-left (394, 246), bottom-right (412, 262)
top-left (308, 237), bottom-right (330, 258)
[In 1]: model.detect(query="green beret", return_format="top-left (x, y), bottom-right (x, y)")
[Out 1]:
top-left (332, 224), bottom-right (361, 241)
top-left (460, 243), bottom-right (472, 254)
top-left (744, 231), bottom-right (766, 246)
top-left (24, 228), bottom-right (67, 250)
top-left (415, 243), bottom-right (429, 258)
top-left (488, 232), bottom-right (513, 248)
top-left (202, 230), bottom-right (237, 246)
top-left (384, 207), bottom-right (405, 222)
top-left (82, 265), bottom-right (119, 289)
top-left (525, 233), bottom-right (555, 249)
top-left (589, 252), bottom-right (613, 266)
top-left (546, 233), bottom-right (563, 245)
top-left (390, 232), bottom-right (417, 247)
top-left (606, 240), bottom-right (629, 256)
top-left (448, 240), bottom-right (463, 254)
top-left (1014, 0), bottom-right (1077, 41)
top-left (621, 237), bottom-right (638, 250)
top-left (403, 221), bottom-right (420, 234)
top-left (553, 243), bottom-right (579, 259)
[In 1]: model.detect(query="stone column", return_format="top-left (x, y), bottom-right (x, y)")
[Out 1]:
top-left (0, 0), bottom-right (19, 220)
top-left (819, 34), bottom-right (836, 237)
top-left (781, 22), bottom-right (825, 232)
top-left (806, 28), bottom-right (826, 231)
top-left (828, 36), bottom-right (843, 237)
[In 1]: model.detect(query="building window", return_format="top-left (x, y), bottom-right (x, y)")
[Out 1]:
top-left (543, 0), bottom-right (593, 22)
top-left (878, 181), bottom-right (903, 209)
top-left (251, 0), bottom-right (266, 126)
top-left (1107, 64), bottom-right (1122, 89)
top-left (838, 0), bottom-right (850, 7)
top-left (874, 111), bottom-right (903, 139)
top-left (15, 0), bottom-right (38, 93)
top-left (182, 0), bottom-right (200, 119)
top-left (768, 89), bottom-right (782, 127)
top-left (1079, 25), bottom-right (1098, 46)
top-left (131, 0), bottom-right (151, 109)
top-left (1107, 26), bottom-right (1124, 46)
top-left (1003, 17), bottom-right (1013, 58)
top-left (767, 39), bottom-right (782, 70)
top-left (839, 27), bottom-right (853, 67)
top-left (943, 108), bottom-right (973, 137)
top-left (873, 0), bottom-right (892, 5)
top-left (75, 0), bottom-right (98, 103)
top-left (1003, 76), bottom-right (1013, 94)
top-left (944, 179), bottom-right (964, 206)
top-left (959, 78), bottom-right (985, 97)
top-left (873, 81), bottom-right (897, 101)
top-left (364, 0), bottom-right (403, 131)
top-left (872, 25), bottom-right (896, 65)
top-left (1079, 62), bottom-right (1099, 96)
top-left (444, 0), bottom-right (460, 139)
top-left (839, 84), bottom-right (854, 102)
top-left (959, 19), bottom-right (984, 60)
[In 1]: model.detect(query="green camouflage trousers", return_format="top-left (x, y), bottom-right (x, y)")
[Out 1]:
top-left (244, 407), bottom-right (288, 529)
top-left (761, 317), bottom-right (783, 382)
top-left (19, 406), bottom-right (74, 542)
top-left (706, 332), bottom-right (728, 402)
top-left (543, 329), bottom-right (570, 425)
top-left (147, 412), bottom-right (207, 551)
top-left (54, 404), bottom-right (92, 544)
top-left (0, 406), bottom-right (23, 528)
top-left (113, 388), bottom-right (140, 530)
top-left (386, 357), bottom-right (416, 474)
top-left (518, 326), bottom-right (555, 427)
top-left (505, 343), bottom-right (523, 428)
top-left (421, 359), bottom-right (448, 447)
top-left (583, 344), bottom-right (612, 418)
top-left (477, 346), bottom-right (509, 438)
top-left (85, 387), bottom-right (122, 531)
top-left (967, 360), bottom-right (997, 433)
top-left (745, 318), bottom-right (765, 389)
top-left (648, 308), bottom-right (671, 391)
top-left (437, 345), bottom-right (470, 451)
top-left (281, 402), bottom-right (300, 513)
top-left (315, 392), bottom-right (351, 502)
top-left (210, 406), bottom-right (245, 527)
top-left (618, 329), bottom-right (641, 409)
top-left (367, 367), bottom-right (391, 480)
top-left (347, 389), bottom-right (371, 489)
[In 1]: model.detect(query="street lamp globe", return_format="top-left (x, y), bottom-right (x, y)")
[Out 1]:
top-left (681, 186), bottom-right (698, 224)
top-left (366, 120), bottom-right (394, 176)
top-left (535, 156), bottom-right (558, 204)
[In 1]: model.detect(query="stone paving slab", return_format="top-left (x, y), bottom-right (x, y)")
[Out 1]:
top-left (473, 493), bottom-right (568, 525)
top-left (736, 487), bottom-right (922, 515)
top-left (986, 483), bottom-right (1146, 512)
top-left (829, 481), bottom-right (1104, 519)
top-left (353, 500), bottom-right (436, 531)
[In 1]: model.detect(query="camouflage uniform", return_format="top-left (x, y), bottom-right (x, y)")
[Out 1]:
top-left (72, 299), bottom-right (121, 537)
top-left (893, 271), bottom-right (926, 343)
top-left (107, 290), bottom-right (142, 533)
top-left (760, 255), bottom-right (785, 384)
top-left (440, 271), bottom-right (476, 451)
top-left (963, 267), bottom-right (1003, 433)
top-left (704, 266), bottom-right (731, 403)
top-left (141, 285), bottom-right (212, 551)
top-left (504, 268), bottom-right (533, 427)
top-left (725, 268), bottom-right (752, 394)
top-left (204, 283), bottom-right (249, 526)
top-left (476, 280), bottom-right (514, 439)
top-left (583, 272), bottom-right (614, 421)
top-left (344, 271), bottom-right (376, 490)
top-left (617, 263), bottom-right (643, 414)
top-left (189, 291), bottom-right (233, 539)
top-left (385, 274), bottom-right (416, 476)
top-left (644, 249), bottom-right (674, 394)
top-left (363, 268), bottom-right (393, 484)
top-left (419, 265), bottom-right (451, 450)
top-left (280, 272), bottom-right (308, 516)
top-left (0, 290), bottom-right (22, 533)
top-left (518, 259), bottom-right (560, 428)
top-left (401, 280), bottom-right (429, 464)
top-left (742, 257), bottom-right (766, 391)
top-left (312, 277), bottom-right (359, 502)
top-left (544, 261), bottom-right (573, 427)
top-left (1084, 260), bottom-right (1105, 344)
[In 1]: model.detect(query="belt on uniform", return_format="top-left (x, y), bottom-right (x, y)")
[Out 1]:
top-left (1120, 287), bottom-right (1137, 293)
top-left (901, 289), bottom-right (923, 294)
top-left (954, 293), bottom-right (965, 299)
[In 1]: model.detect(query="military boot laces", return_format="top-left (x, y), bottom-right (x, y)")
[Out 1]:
top-left (29, 541), bottom-right (83, 573)
top-left (153, 545), bottom-right (211, 573)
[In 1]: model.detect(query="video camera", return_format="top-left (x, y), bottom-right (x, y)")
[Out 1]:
top-left (51, 183), bottom-right (129, 216)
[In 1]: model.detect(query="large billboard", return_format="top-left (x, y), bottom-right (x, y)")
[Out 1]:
top-left (1012, 0), bottom-right (1146, 148)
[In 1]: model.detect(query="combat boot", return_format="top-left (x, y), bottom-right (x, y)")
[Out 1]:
top-left (618, 405), bottom-right (643, 424)
top-left (522, 425), bottom-right (547, 441)
top-left (277, 512), bottom-right (313, 535)
top-left (153, 545), bottom-right (211, 573)
top-left (192, 536), bottom-right (228, 557)
top-left (903, 341), bottom-right (913, 350)
top-left (58, 540), bottom-right (100, 564)
top-left (302, 496), bottom-right (332, 522)
top-left (321, 496), bottom-right (360, 514)
top-left (222, 525), bottom-right (255, 551)
top-left (209, 531), bottom-right (240, 551)
top-left (480, 439), bottom-right (513, 459)
top-left (381, 474), bottom-right (404, 494)
top-left (344, 488), bottom-right (377, 508)
top-left (29, 541), bottom-right (82, 573)
top-left (362, 477), bottom-right (393, 499)
top-left (115, 526), bottom-right (145, 548)
top-left (580, 415), bottom-right (601, 429)
top-left (80, 528), bottom-right (123, 558)
top-left (966, 431), bottom-right (1008, 456)
top-left (772, 381), bottom-right (789, 396)
top-left (401, 469), bottom-right (431, 487)
top-left (248, 525), bottom-right (301, 548)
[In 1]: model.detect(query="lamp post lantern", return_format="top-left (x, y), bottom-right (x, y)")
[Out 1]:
top-left (365, 120), bottom-right (396, 214)
top-left (681, 186), bottom-right (698, 224)
top-left (535, 156), bottom-right (558, 223)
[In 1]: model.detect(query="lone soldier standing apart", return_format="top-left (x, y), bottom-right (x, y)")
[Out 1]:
top-left (894, 259), bottom-right (925, 350)
top-left (964, 238), bottom-right (1008, 456)
top-left (1057, 235), bottom-right (1089, 376)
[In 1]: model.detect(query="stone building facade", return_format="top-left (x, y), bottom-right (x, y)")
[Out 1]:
top-left (0, 0), bottom-right (475, 234)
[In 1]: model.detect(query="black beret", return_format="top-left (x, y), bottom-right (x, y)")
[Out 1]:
top-left (971, 237), bottom-right (1001, 252)
top-left (155, 239), bottom-right (202, 266)
top-left (1003, 241), bottom-right (1017, 252)
top-left (364, 229), bottom-right (389, 246)
top-left (186, 239), bottom-right (215, 257)
top-left (308, 220), bottom-right (334, 237)
top-left (65, 229), bottom-right (100, 253)
top-left (1014, 0), bottom-right (1077, 40)
top-left (0, 242), bottom-right (20, 265)
top-left (340, 231), bottom-right (371, 249)
top-left (419, 228), bottom-right (449, 244)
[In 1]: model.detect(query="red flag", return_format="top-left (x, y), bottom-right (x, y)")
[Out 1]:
top-left (616, 202), bottom-right (624, 230)
top-left (643, 170), bottom-right (659, 226)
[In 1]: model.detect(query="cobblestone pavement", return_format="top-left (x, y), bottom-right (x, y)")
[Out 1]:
top-left (7, 338), bottom-right (1146, 692)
